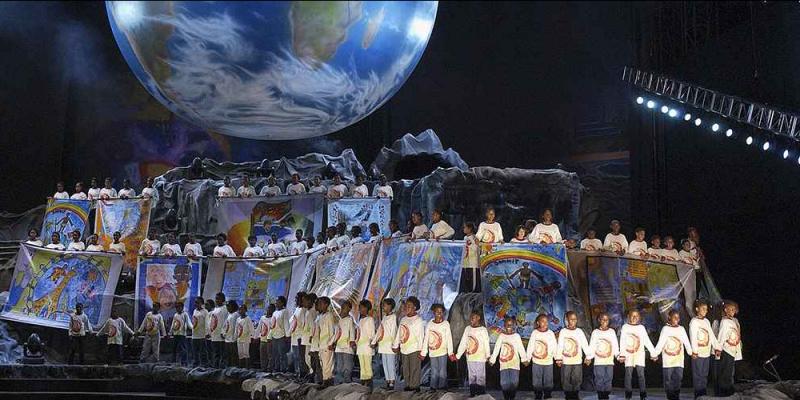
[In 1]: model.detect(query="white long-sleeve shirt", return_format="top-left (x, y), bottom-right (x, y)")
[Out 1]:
top-left (109, 242), bottom-right (126, 253)
top-left (271, 308), bottom-right (289, 339)
top-left (209, 306), bottom-right (229, 342)
top-left (464, 234), bottom-right (479, 268)
top-left (236, 316), bottom-right (255, 343)
top-left (260, 185), bottom-right (282, 197)
top-left (169, 311), bottom-right (192, 336)
top-left (604, 233), bottom-right (629, 253)
top-left (717, 318), bottom-right (742, 360)
top-left (627, 240), bottom-right (649, 257)
top-left (289, 307), bottom-right (306, 344)
top-left (580, 238), bottom-right (603, 251)
top-left (191, 308), bottom-right (209, 339)
top-left (139, 239), bottom-right (161, 256)
top-left (527, 328), bottom-right (558, 365)
top-left (317, 311), bottom-right (338, 350)
top-left (456, 326), bottom-right (491, 362)
top-left (213, 244), bottom-right (237, 257)
top-left (336, 316), bottom-right (357, 354)
top-left (372, 184), bottom-right (393, 199)
top-left (356, 315), bottom-right (376, 356)
top-left (619, 323), bottom-right (656, 367)
top-left (243, 245), bottom-right (265, 257)
top-left (223, 313), bottom-right (239, 343)
top-left (588, 328), bottom-right (619, 365)
top-left (421, 320), bottom-right (454, 358)
top-left (477, 222), bottom-right (503, 243)
top-left (183, 242), bottom-right (203, 257)
top-left (556, 327), bottom-right (591, 365)
top-left (654, 325), bottom-right (694, 368)
top-left (138, 312), bottom-right (166, 337)
top-left (97, 317), bottom-right (134, 345)
top-left (679, 250), bottom-right (699, 269)
top-left (286, 183), bottom-right (306, 195)
top-left (411, 224), bottom-right (429, 240)
top-left (529, 223), bottom-right (562, 244)
top-left (351, 184), bottom-right (369, 198)
top-left (257, 315), bottom-right (272, 343)
top-left (68, 312), bottom-right (93, 336)
top-left (393, 314), bottom-right (426, 355)
top-left (689, 317), bottom-right (720, 358)
top-left (430, 221), bottom-right (455, 240)
top-left (372, 314), bottom-right (397, 354)
top-left (301, 308), bottom-right (317, 346)
top-left (491, 332), bottom-right (527, 370)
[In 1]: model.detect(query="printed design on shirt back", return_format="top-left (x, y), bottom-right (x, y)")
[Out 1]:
top-left (108, 324), bottom-right (118, 338)
top-left (499, 342), bottom-right (515, 362)
top-left (70, 317), bottom-right (82, 333)
top-left (611, 242), bottom-right (623, 252)
top-left (428, 330), bottom-right (443, 350)
top-left (664, 336), bottom-right (682, 356)
top-left (466, 336), bottom-right (480, 355)
top-left (562, 337), bottom-right (578, 357)
top-left (626, 333), bottom-right (641, 353)
top-left (399, 324), bottom-right (410, 344)
top-left (375, 325), bottom-right (385, 342)
top-left (532, 340), bottom-right (548, 360)
top-left (260, 321), bottom-right (269, 337)
top-left (192, 316), bottom-right (199, 329)
top-left (144, 316), bottom-right (155, 333)
top-left (172, 318), bottom-right (182, 332)
top-left (210, 315), bottom-right (218, 332)
top-left (726, 329), bottom-right (740, 346)
top-left (697, 328), bottom-right (709, 347)
top-left (596, 338), bottom-right (612, 358)
top-left (236, 324), bottom-right (244, 339)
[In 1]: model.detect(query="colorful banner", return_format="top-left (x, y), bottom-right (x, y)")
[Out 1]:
top-left (135, 256), bottom-right (202, 328)
top-left (220, 258), bottom-right (293, 322)
top-left (41, 198), bottom-right (91, 246)
top-left (286, 250), bottom-right (322, 310)
top-left (327, 198), bottom-right (391, 241)
top-left (95, 199), bottom-right (151, 269)
top-left (311, 242), bottom-right (378, 314)
top-left (481, 244), bottom-right (569, 340)
top-left (367, 239), bottom-right (464, 321)
top-left (215, 194), bottom-right (324, 256)
top-left (1, 244), bottom-right (122, 329)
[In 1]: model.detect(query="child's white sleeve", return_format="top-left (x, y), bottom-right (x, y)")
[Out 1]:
top-left (456, 329), bottom-right (468, 359)
top-left (85, 315), bottom-right (94, 334)
top-left (580, 331), bottom-right (592, 359)
top-left (392, 320), bottom-right (401, 349)
top-left (96, 319), bottom-right (109, 336)
top-left (186, 314), bottom-right (193, 332)
top-left (515, 336), bottom-right (528, 363)
top-left (483, 330), bottom-right (491, 360)
top-left (549, 333), bottom-right (558, 358)
top-left (490, 335), bottom-right (503, 364)
top-left (420, 322), bottom-right (431, 357)
top-left (681, 328), bottom-right (694, 355)
top-left (653, 327), bottom-right (667, 355)
top-left (612, 331), bottom-right (620, 357)
top-left (643, 329), bottom-right (657, 356)
top-left (123, 320), bottom-right (134, 336)
top-left (159, 316), bottom-right (167, 336)
top-left (445, 323), bottom-right (454, 355)
top-left (555, 331), bottom-right (564, 360)
top-left (587, 332), bottom-right (597, 359)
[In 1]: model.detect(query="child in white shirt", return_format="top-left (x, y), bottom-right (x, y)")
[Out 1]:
top-left (716, 301), bottom-right (742, 397)
top-left (87, 178), bottom-right (101, 201)
top-left (689, 300), bottom-right (721, 398)
top-left (64, 303), bottom-right (93, 364)
top-left (587, 313), bottom-right (620, 400)
top-left (580, 228), bottom-right (603, 251)
top-left (392, 296), bottom-right (426, 391)
top-left (603, 220), bottom-right (628, 255)
top-left (141, 177), bottom-right (158, 201)
top-left (647, 234), bottom-right (663, 260)
top-left (243, 235), bottom-right (265, 257)
top-left (100, 177), bottom-right (117, 199)
top-left (289, 230), bottom-right (308, 255)
top-left (421, 303), bottom-right (455, 390)
top-left (335, 301), bottom-right (357, 384)
top-left (218, 177), bottom-right (235, 198)
top-left (45, 232), bottom-right (66, 250)
top-left (660, 236), bottom-right (680, 262)
top-left (169, 301), bottom-right (193, 366)
top-left (25, 229), bottom-right (43, 247)
top-left (409, 211), bottom-right (430, 240)
top-left (118, 179), bottom-right (136, 199)
top-left (371, 298), bottom-right (398, 389)
top-left (456, 310), bottom-right (491, 396)
top-left (267, 234), bottom-right (288, 257)
top-left (108, 231), bottom-right (126, 254)
top-left (191, 297), bottom-right (209, 367)
top-left (349, 226), bottom-right (365, 245)
top-left (510, 225), bottom-right (529, 243)
top-left (428, 209), bottom-right (455, 239)
top-left (86, 235), bottom-right (104, 252)
top-left (628, 227), bottom-right (649, 257)
top-left (183, 233), bottom-right (203, 257)
top-left (679, 239), bottom-right (699, 269)
top-left (236, 304), bottom-right (255, 368)
top-left (356, 300), bottom-right (376, 386)
top-left (260, 175), bottom-right (282, 197)
top-left (139, 231), bottom-right (161, 256)
top-left (556, 311), bottom-right (591, 400)
top-left (213, 233), bottom-right (237, 257)
top-left (96, 309), bottom-right (134, 365)
top-left (490, 316), bottom-right (528, 400)
top-left (461, 222), bottom-right (481, 293)
top-left (477, 207), bottom-right (503, 243)
top-left (67, 230), bottom-right (85, 252)
top-left (618, 310), bottom-right (657, 399)
top-left (237, 175), bottom-right (256, 198)
top-left (222, 301), bottom-right (240, 367)
top-left (529, 209), bottom-right (562, 244)
top-left (138, 302), bottom-right (167, 363)
top-left (327, 174), bottom-right (348, 199)
top-left (160, 233), bottom-right (182, 256)
top-left (286, 173), bottom-right (307, 195)
top-left (372, 174), bottom-right (393, 199)
top-left (71, 182), bottom-right (87, 200)
top-left (309, 176), bottom-right (327, 194)
top-left (53, 181), bottom-right (69, 199)
top-left (527, 314), bottom-right (558, 399)
top-left (653, 310), bottom-right (694, 400)
top-left (316, 296), bottom-right (338, 386)
top-left (351, 175), bottom-right (369, 198)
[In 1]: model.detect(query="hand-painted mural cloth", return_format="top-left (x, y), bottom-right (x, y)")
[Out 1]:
top-left (311, 242), bottom-right (378, 314)
top-left (41, 198), bottom-right (91, 246)
top-left (95, 199), bottom-right (151, 269)
top-left (286, 250), bottom-right (322, 310)
top-left (135, 256), bottom-right (202, 327)
top-left (219, 258), bottom-right (293, 322)
top-left (327, 198), bottom-right (390, 241)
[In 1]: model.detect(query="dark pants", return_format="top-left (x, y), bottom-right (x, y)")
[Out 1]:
top-left (107, 344), bottom-right (123, 365)
top-left (68, 335), bottom-right (85, 364)
top-left (272, 337), bottom-right (288, 372)
top-left (692, 357), bottom-right (711, 393)
top-left (210, 340), bottom-right (225, 368)
top-left (260, 341), bottom-right (271, 371)
top-left (663, 367), bottom-right (683, 393)
top-left (625, 366), bottom-right (646, 394)
top-left (173, 335), bottom-right (189, 365)
top-left (561, 364), bottom-right (582, 392)
top-left (594, 365), bottom-right (613, 392)
top-left (716, 352), bottom-right (736, 396)
top-left (460, 268), bottom-right (482, 293)
top-left (310, 351), bottom-right (322, 383)
top-left (192, 338), bottom-right (208, 367)
top-left (335, 352), bottom-right (354, 383)
top-left (401, 352), bottom-right (421, 390)
top-left (226, 342), bottom-right (238, 367)
top-left (298, 344), bottom-right (308, 376)
top-left (500, 369), bottom-right (520, 400)
top-left (532, 363), bottom-right (554, 391)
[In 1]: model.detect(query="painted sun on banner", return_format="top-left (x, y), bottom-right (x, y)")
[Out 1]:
top-left (95, 199), bottom-right (151, 269)
top-left (41, 198), bottom-right (91, 246)
top-left (221, 258), bottom-right (293, 322)
top-left (481, 244), bottom-right (569, 340)
top-left (1, 244), bottom-right (122, 329)
top-left (135, 256), bottom-right (202, 328)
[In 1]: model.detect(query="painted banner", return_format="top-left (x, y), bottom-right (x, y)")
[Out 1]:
top-left (327, 198), bottom-right (391, 241)
top-left (1, 244), bottom-right (122, 329)
top-left (286, 250), bottom-right (322, 310)
top-left (586, 256), bottom-right (695, 333)
top-left (215, 194), bottom-right (324, 256)
top-left (220, 258), bottom-right (293, 322)
top-left (41, 198), bottom-right (91, 246)
top-left (95, 199), bottom-right (151, 269)
top-left (311, 242), bottom-right (378, 314)
top-left (135, 256), bottom-right (202, 328)
top-left (481, 244), bottom-right (569, 340)
top-left (367, 239), bottom-right (464, 321)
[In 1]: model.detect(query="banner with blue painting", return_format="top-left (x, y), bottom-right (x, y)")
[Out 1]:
top-left (135, 256), bottom-right (202, 329)
top-left (220, 258), bottom-right (293, 322)
top-left (41, 198), bottom-right (91, 246)
top-left (327, 198), bottom-right (391, 241)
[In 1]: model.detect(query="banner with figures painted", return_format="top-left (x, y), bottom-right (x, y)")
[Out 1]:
top-left (327, 198), bottom-right (391, 241)
top-left (214, 194), bottom-right (324, 256)
top-left (41, 198), bottom-right (91, 246)
top-left (481, 244), bottom-right (569, 341)
top-left (311, 242), bottom-right (378, 314)
top-left (1, 244), bottom-right (122, 329)
top-left (586, 256), bottom-right (695, 334)
top-left (220, 258), bottom-right (293, 322)
top-left (94, 199), bottom-right (151, 270)
top-left (366, 239), bottom-right (464, 321)
top-left (134, 256), bottom-right (202, 329)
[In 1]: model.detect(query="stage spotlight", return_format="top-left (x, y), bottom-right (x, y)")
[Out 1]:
top-left (746, 136), bottom-right (754, 145)
top-left (711, 123), bottom-right (720, 132)
top-left (762, 141), bottom-right (770, 151)
top-left (668, 109), bottom-right (678, 118)
top-left (694, 118), bottom-right (702, 126)
top-left (783, 149), bottom-right (790, 159)
top-left (646, 100), bottom-right (656, 109)
top-left (725, 129), bottom-right (733, 137)
top-left (636, 97), bottom-right (644, 104)
top-left (660, 105), bottom-right (669, 113)
top-left (684, 113), bottom-right (692, 121)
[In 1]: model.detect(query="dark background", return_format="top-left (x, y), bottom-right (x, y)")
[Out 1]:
top-left (1, 1), bottom-right (798, 377)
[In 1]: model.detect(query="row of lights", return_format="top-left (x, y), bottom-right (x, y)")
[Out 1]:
top-left (636, 96), bottom-right (797, 163)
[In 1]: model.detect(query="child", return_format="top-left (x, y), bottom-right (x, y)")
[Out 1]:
top-left (272, 296), bottom-right (290, 372)
top-left (529, 209), bottom-right (562, 244)
top-left (25, 229), bottom-right (42, 247)
top-left (257, 304), bottom-right (274, 371)
top-left (237, 175), bottom-right (256, 198)
top-left (139, 231), bottom-right (161, 256)
top-left (160, 233), bottom-right (182, 256)
top-left (429, 209), bottom-right (455, 240)
top-left (290, 229), bottom-right (308, 255)
top-left (660, 236), bottom-right (680, 262)
top-left (618, 310), bottom-right (657, 400)
top-left (316, 296), bottom-right (337, 386)
top-left (580, 228), bottom-right (602, 251)
top-left (260, 175), bottom-right (282, 197)
top-left (236, 304), bottom-right (255, 368)
top-left (409, 211), bottom-right (429, 240)
top-left (587, 313), bottom-right (620, 400)
top-left (679, 239), bottom-right (699, 269)
top-left (350, 226), bottom-right (365, 244)
top-left (243, 235), bottom-right (265, 257)
top-left (335, 301), bottom-right (357, 383)
top-left (392, 296), bottom-right (425, 392)
top-left (462, 222), bottom-right (481, 293)
top-left (67, 230), bottom-right (85, 251)
top-left (118, 179), bottom-right (136, 199)
top-left (715, 301), bottom-right (742, 397)
top-left (267, 233), bottom-right (288, 257)
top-left (45, 232), bottom-right (65, 250)
top-left (556, 311), bottom-right (591, 400)
top-left (223, 300), bottom-right (240, 368)
top-left (372, 174), bottom-right (393, 199)
top-left (421, 303), bottom-right (455, 390)
top-left (627, 227), bottom-right (648, 257)
top-left (456, 310), bottom-right (491, 397)
top-left (372, 298), bottom-right (398, 389)
top-left (100, 177), bottom-right (117, 199)
top-left (213, 233), bottom-right (237, 257)
top-left (86, 235), bottom-right (104, 252)
top-left (53, 181), bottom-right (69, 199)
top-left (357, 299), bottom-right (376, 386)
top-left (288, 293), bottom-right (307, 378)
top-left (477, 207), bottom-right (504, 243)
top-left (335, 223), bottom-right (351, 248)
top-left (66, 303), bottom-right (93, 364)
top-left (527, 314), bottom-right (557, 400)
top-left (368, 223), bottom-right (382, 243)
top-left (510, 225), bottom-right (529, 243)
top-left (71, 182), bottom-right (87, 200)
top-left (389, 219), bottom-right (403, 238)
top-left (169, 301), bottom-right (192, 366)
top-left (647, 235), bottom-right (663, 260)
top-left (309, 176), bottom-right (327, 194)
top-left (141, 177), bottom-right (158, 201)
top-left (489, 316), bottom-right (528, 400)
top-left (137, 302), bottom-right (167, 363)
top-left (689, 300), bottom-right (720, 398)
top-left (653, 310), bottom-right (694, 400)
top-left (183, 233), bottom-right (203, 257)
top-left (96, 309), bottom-right (134, 365)
top-left (218, 176), bottom-right (234, 198)
top-left (327, 174), bottom-right (348, 199)
top-left (304, 295), bottom-right (320, 381)
top-left (87, 178), bottom-right (101, 201)
top-left (209, 293), bottom-right (229, 368)
top-left (603, 220), bottom-right (628, 255)
top-left (191, 297), bottom-right (209, 367)
top-left (286, 173), bottom-right (307, 195)
top-left (109, 232), bottom-right (126, 254)
top-left (351, 175), bottom-right (369, 198)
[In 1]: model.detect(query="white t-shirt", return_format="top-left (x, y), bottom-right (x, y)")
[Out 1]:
top-left (477, 221), bottom-right (503, 243)
top-left (213, 244), bottom-right (237, 257)
top-left (86, 244), bottom-right (104, 252)
top-left (289, 241), bottom-right (308, 255)
top-left (259, 185), bottom-right (282, 197)
top-left (140, 239), bottom-right (161, 256)
top-left (627, 240), bottom-right (649, 256)
top-left (580, 238), bottom-right (603, 251)
top-left (286, 183), bottom-right (306, 195)
top-left (309, 185), bottom-right (327, 194)
top-left (430, 221), bottom-right (455, 239)
top-left (53, 191), bottom-right (69, 199)
top-left (183, 242), bottom-right (203, 257)
top-left (603, 233), bottom-right (629, 253)
top-left (67, 241), bottom-right (85, 251)
top-left (351, 184), bottom-right (369, 198)
top-left (529, 223), bottom-right (562, 244)
top-left (243, 245), bottom-right (265, 257)
top-left (237, 186), bottom-right (256, 198)
top-left (109, 242), bottom-right (126, 253)
top-left (160, 243), bottom-right (182, 256)
top-left (99, 188), bottom-right (117, 199)
top-left (327, 184), bottom-right (348, 198)
top-left (463, 234), bottom-right (479, 269)
top-left (411, 224), bottom-right (430, 240)
top-left (87, 187), bottom-right (101, 200)
top-left (118, 188), bottom-right (136, 198)
top-left (372, 184), bottom-right (393, 199)
top-left (46, 243), bottom-right (65, 250)
top-left (218, 186), bottom-right (234, 197)
top-left (70, 192), bottom-right (87, 200)
top-left (267, 242), bottom-right (288, 257)
top-left (98, 317), bottom-right (133, 345)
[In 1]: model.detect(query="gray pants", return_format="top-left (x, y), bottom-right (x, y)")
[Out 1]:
top-left (309, 351), bottom-right (322, 383)
top-left (271, 338), bottom-right (288, 372)
top-left (532, 363), bottom-right (554, 390)
top-left (382, 353), bottom-right (397, 382)
top-left (625, 366), bottom-right (646, 393)
top-left (594, 365), bottom-right (613, 392)
top-left (692, 357), bottom-right (710, 391)
top-left (561, 364), bottom-right (582, 392)
top-left (429, 355), bottom-right (448, 389)
top-left (500, 369), bottom-right (520, 397)
top-left (259, 341), bottom-right (270, 371)
top-left (467, 361), bottom-right (486, 386)
top-left (401, 352), bottom-right (421, 389)
top-left (663, 367), bottom-right (683, 392)
top-left (335, 352), bottom-right (354, 383)
top-left (140, 335), bottom-right (160, 363)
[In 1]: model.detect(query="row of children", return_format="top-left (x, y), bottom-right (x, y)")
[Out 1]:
top-left (577, 223), bottom-right (703, 268)
top-left (50, 178), bottom-right (157, 201)
top-left (216, 173), bottom-right (394, 200)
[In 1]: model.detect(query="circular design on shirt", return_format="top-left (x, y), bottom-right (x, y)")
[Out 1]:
top-left (172, 319), bottom-right (182, 332)
top-left (626, 333), bottom-right (641, 354)
top-left (399, 325), bottom-right (410, 344)
top-left (260, 323), bottom-right (269, 337)
top-left (664, 336), bottom-right (682, 356)
top-left (697, 328), bottom-right (709, 347)
top-left (541, 233), bottom-right (554, 244)
top-left (428, 331), bottom-right (443, 350)
top-left (290, 318), bottom-right (297, 333)
top-left (186, 249), bottom-right (196, 257)
top-left (499, 342), bottom-right (515, 363)
top-left (612, 242), bottom-right (623, 252)
top-left (144, 243), bottom-right (153, 254)
top-left (485, 231), bottom-right (496, 243)
top-left (726, 329), bottom-right (740, 346)
top-left (144, 317), bottom-right (155, 333)
top-left (192, 316), bottom-right (199, 329)
top-left (108, 325), bottom-right (118, 338)
top-left (466, 336), bottom-right (480, 355)
top-left (562, 337), bottom-right (578, 358)
top-left (532, 340), bottom-right (548, 360)
top-left (210, 315), bottom-right (218, 332)
top-left (237, 324), bottom-right (244, 339)
top-left (70, 318), bottom-right (82, 333)
top-left (596, 338), bottom-right (612, 358)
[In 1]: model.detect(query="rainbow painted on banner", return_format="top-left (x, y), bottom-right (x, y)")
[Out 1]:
top-left (480, 248), bottom-right (567, 276)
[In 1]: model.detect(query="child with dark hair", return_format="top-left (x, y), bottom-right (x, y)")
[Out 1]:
top-left (71, 182), bottom-right (87, 200)
top-left (352, 175), bottom-right (369, 198)
top-left (316, 296), bottom-right (337, 386)
top-left (368, 223), bottom-right (381, 242)
top-left (53, 181), bottom-right (69, 199)
top-left (350, 226), bottom-right (365, 244)
top-left (191, 297), bottom-right (209, 367)
top-left (510, 225), bottom-right (529, 243)
top-left (258, 303), bottom-right (275, 372)
top-left (689, 300), bottom-right (720, 398)
top-left (588, 313), bottom-right (620, 400)
top-left (96, 309), bottom-right (134, 365)
top-left (100, 177), bottom-right (117, 200)
top-left (372, 298), bottom-right (398, 389)
top-left (421, 303), bottom-right (455, 390)
top-left (477, 207), bottom-right (503, 243)
top-left (183, 233), bottom-right (203, 257)
top-left (429, 209), bottom-right (455, 240)
top-left (490, 316), bottom-right (528, 400)
top-left (209, 293), bottom-right (228, 368)
top-left (529, 209), bottom-right (562, 244)
top-left (213, 233), bottom-right (237, 257)
top-left (461, 222), bottom-right (481, 293)
top-left (243, 235), bottom-right (265, 257)
top-left (290, 292), bottom-right (308, 378)
top-left (327, 174), bottom-right (348, 199)
top-left (603, 220), bottom-right (628, 256)
top-left (628, 227), bottom-right (648, 257)
top-left (25, 228), bottom-right (42, 247)
top-left (456, 310), bottom-right (490, 396)
top-left (236, 304), bottom-right (254, 368)
top-left (580, 228), bottom-right (602, 251)
top-left (527, 314), bottom-right (557, 399)
top-left (237, 175), bottom-right (256, 198)
top-left (357, 299), bottom-right (376, 386)
top-left (169, 300), bottom-right (192, 366)
top-left (45, 232), bottom-right (65, 250)
top-left (556, 311), bottom-right (591, 400)
top-left (715, 301), bottom-right (742, 397)
top-left (660, 236), bottom-right (680, 262)
top-left (647, 234), bottom-right (663, 260)
top-left (290, 229), bottom-right (308, 255)
top-left (67, 230), bottom-right (85, 252)
top-left (393, 296), bottom-right (425, 391)
top-left (272, 296), bottom-right (289, 372)
top-left (619, 310), bottom-right (657, 400)
top-left (410, 211), bottom-right (429, 240)
top-left (66, 303), bottom-right (92, 364)
top-left (223, 300), bottom-right (240, 367)
top-left (138, 302), bottom-right (166, 363)
top-left (653, 310), bottom-right (694, 400)
top-left (335, 301), bottom-right (357, 383)
top-left (679, 239), bottom-right (699, 268)
top-left (389, 219), bottom-right (403, 238)
top-left (118, 179), bottom-right (136, 199)
top-left (304, 295), bottom-right (320, 382)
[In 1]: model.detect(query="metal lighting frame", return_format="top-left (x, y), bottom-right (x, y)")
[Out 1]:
top-left (622, 66), bottom-right (800, 141)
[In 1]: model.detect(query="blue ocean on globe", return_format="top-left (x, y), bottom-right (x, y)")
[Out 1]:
top-left (106, 1), bottom-right (438, 140)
